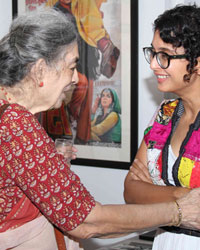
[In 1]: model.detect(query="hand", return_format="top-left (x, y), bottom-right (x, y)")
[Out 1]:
top-left (177, 188), bottom-right (200, 230)
top-left (129, 159), bottom-right (153, 184)
top-left (71, 146), bottom-right (77, 161)
top-left (60, 146), bottom-right (77, 163)
top-left (55, 138), bottom-right (77, 166)
top-left (57, 146), bottom-right (77, 168)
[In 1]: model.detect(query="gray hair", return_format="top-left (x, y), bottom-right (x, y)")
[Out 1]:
top-left (0, 8), bottom-right (77, 87)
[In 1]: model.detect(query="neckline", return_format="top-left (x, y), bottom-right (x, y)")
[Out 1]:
top-left (168, 145), bottom-right (178, 160)
top-left (161, 99), bottom-right (200, 186)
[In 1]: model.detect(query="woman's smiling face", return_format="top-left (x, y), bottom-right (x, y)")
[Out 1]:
top-left (150, 30), bottom-right (190, 95)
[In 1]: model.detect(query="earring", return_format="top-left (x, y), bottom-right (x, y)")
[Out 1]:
top-left (39, 82), bottom-right (44, 87)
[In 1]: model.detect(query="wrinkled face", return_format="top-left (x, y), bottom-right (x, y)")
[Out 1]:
top-left (150, 30), bottom-right (191, 95)
top-left (42, 42), bottom-right (79, 110)
top-left (101, 90), bottom-right (113, 108)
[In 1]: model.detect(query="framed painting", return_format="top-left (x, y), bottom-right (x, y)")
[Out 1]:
top-left (13, 0), bottom-right (138, 170)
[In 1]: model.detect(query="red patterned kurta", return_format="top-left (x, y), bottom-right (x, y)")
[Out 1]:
top-left (0, 100), bottom-right (95, 232)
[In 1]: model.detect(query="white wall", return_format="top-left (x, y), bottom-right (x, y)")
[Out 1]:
top-left (0, 0), bottom-right (12, 38)
top-left (138, 1), bottom-right (165, 143)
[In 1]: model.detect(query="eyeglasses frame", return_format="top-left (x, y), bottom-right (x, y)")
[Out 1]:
top-left (143, 47), bottom-right (187, 69)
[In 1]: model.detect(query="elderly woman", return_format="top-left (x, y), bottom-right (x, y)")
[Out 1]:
top-left (1, 8), bottom-right (200, 250)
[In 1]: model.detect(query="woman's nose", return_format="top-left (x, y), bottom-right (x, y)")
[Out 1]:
top-left (150, 56), bottom-right (161, 70)
top-left (72, 68), bottom-right (79, 85)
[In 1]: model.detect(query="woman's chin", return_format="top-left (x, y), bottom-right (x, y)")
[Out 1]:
top-left (52, 100), bottom-right (63, 109)
top-left (52, 93), bottom-right (66, 109)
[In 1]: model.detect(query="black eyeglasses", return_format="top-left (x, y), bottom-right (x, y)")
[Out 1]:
top-left (143, 47), bottom-right (187, 69)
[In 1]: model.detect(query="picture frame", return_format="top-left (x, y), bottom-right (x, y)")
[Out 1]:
top-left (13, 0), bottom-right (138, 170)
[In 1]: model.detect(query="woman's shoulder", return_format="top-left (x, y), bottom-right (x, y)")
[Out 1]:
top-left (144, 98), bottom-right (179, 138)
top-left (145, 99), bottom-right (178, 128)
top-left (143, 99), bottom-right (179, 147)
top-left (0, 101), bottom-right (49, 143)
top-left (156, 98), bottom-right (179, 113)
top-left (160, 98), bottom-right (179, 109)
top-left (0, 101), bottom-right (41, 129)
top-left (155, 98), bottom-right (179, 124)
top-left (0, 101), bottom-right (33, 116)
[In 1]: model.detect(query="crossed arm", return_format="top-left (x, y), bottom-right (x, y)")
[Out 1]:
top-left (124, 140), bottom-right (190, 205)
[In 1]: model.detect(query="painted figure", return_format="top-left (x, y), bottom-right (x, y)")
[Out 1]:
top-left (91, 88), bottom-right (121, 143)
top-left (43, 0), bottom-right (120, 143)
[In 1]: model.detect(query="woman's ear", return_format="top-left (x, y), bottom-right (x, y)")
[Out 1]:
top-left (31, 58), bottom-right (47, 86)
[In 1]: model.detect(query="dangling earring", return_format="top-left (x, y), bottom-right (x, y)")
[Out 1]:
top-left (39, 82), bottom-right (44, 87)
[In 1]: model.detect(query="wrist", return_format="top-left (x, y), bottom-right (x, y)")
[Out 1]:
top-left (168, 200), bottom-right (182, 227)
top-left (173, 187), bottom-right (190, 200)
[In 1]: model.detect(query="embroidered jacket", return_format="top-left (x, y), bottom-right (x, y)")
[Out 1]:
top-left (144, 99), bottom-right (200, 188)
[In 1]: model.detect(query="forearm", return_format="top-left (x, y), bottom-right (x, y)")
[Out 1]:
top-left (68, 201), bottom-right (176, 239)
top-left (124, 176), bottom-right (190, 204)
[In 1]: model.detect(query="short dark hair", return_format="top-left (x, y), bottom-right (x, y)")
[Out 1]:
top-left (154, 4), bottom-right (200, 81)
top-left (0, 8), bottom-right (77, 87)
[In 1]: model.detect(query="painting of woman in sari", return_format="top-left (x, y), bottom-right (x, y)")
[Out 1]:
top-left (90, 88), bottom-right (121, 145)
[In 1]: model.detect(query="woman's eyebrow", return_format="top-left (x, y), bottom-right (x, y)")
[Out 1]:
top-left (151, 43), bottom-right (176, 53)
top-left (68, 56), bottom-right (79, 65)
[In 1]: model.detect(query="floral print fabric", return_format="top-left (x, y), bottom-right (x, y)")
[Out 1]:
top-left (0, 100), bottom-right (95, 232)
